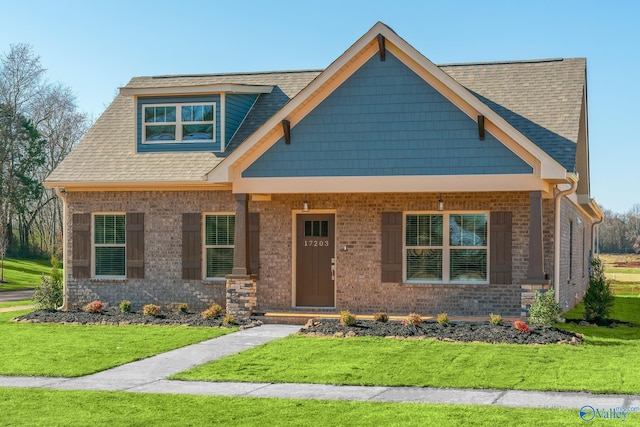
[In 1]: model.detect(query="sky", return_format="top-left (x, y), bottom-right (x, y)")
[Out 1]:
top-left (1, 1), bottom-right (638, 213)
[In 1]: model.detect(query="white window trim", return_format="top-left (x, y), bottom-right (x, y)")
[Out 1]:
top-left (142, 102), bottom-right (216, 144)
top-left (92, 212), bottom-right (126, 279)
top-left (203, 212), bottom-right (235, 281)
top-left (403, 211), bottom-right (490, 285)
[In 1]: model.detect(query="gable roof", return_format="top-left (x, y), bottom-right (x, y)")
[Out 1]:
top-left (46, 22), bottom-right (586, 190)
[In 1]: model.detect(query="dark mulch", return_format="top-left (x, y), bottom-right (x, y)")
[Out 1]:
top-left (299, 319), bottom-right (583, 345)
top-left (13, 308), bottom-right (261, 329)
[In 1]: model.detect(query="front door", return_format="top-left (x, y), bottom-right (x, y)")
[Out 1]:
top-left (296, 214), bottom-right (335, 307)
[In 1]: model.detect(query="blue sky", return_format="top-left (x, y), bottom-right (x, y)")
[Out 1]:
top-left (1, 1), bottom-right (638, 213)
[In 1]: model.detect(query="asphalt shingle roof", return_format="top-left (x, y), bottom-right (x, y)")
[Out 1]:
top-left (46, 58), bottom-right (584, 184)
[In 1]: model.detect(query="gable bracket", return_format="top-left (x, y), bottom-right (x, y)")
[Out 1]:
top-left (478, 115), bottom-right (485, 140)
top-left (282, 119), bottom-right (291, 144)
top-left (377, 34), bottom-right (386, 61)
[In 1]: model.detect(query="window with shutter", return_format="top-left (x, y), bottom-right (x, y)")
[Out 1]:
top-left (204, 214), bottom-right (235, 279)
top-left (94, 214), bottom-right (126, 277)
top-left (72, 213), bottom-right (91, 278)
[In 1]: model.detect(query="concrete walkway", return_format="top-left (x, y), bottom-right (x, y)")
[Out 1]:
top-left (0, 323), bottom-right (639, 411)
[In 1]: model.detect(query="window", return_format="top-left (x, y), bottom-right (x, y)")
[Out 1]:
top-left (405, 213), bottom-right (488, 283)
top-left (143, 103), bottom-right (215, 143)
top-left (205, 214), bottom-right (235, 279)
top-left (94, 214), bottom-right (126, 277)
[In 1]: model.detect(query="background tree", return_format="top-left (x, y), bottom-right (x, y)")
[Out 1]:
top-left (0, 43), bottom-right (88, 258)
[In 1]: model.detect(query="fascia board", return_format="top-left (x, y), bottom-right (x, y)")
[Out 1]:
top-left (120, 84), bottom-right (274, 96)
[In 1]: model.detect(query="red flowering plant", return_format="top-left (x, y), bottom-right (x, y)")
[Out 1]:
top-left (513, 319), bottom-right (531, 333)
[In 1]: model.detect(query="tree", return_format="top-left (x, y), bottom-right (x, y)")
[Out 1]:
top-left (584, 257), bottom-right (615, 323)
top-left (0, 43), bottom-right (88, 257)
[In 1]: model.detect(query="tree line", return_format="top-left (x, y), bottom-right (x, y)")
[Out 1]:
top-left (597, 205), bottom-right (640, 254)
top-left (0, 44), bottom-right (89, 259)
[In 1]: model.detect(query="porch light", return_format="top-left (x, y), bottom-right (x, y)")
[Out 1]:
top-left (303, 199), bottom-right (309, 212)
top-left (438, 194), bottom-right (444, 211)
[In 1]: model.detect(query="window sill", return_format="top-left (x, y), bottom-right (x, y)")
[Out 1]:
top-left (402, 281), bottom-right (489, 287)
top-left (90, 277), bottom-right (127, 283)
top-left (202, 278), bottom-right (227, 284)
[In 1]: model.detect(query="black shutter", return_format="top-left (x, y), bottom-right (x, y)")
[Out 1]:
top-left (182, 213), bottom-right (202, 280)
top-left (72, 213), bottom-right (91, 278)
top-left (126, 213), bottom-right (145, 279)
top-left (490, 211), bottom-right (512, 284)
top-left (381, 212), bottom-right (403, 282)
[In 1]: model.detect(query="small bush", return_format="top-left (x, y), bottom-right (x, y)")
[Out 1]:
top-left (33, 257), bottom-right (63, 310)
top-left (339, 310), bottom-right (357, 326)
top-left (528, 288), bottom-right (561, 327)
top-left (177, 303), bottom-right (189, 313)
top-left (436, 313), bottom-right (449, 325)
top-left (373, 312), bottom-right (389, 323)
top-left (83, 301), bottom-right (104, 313)
top-left (119, 300), bottom-right (132, 313)
top-left (584, 257), bottom-right (615, 322)
top-left (223, 314), bottom-right (235, 325)
top-left (513, 319), bottom-right (530, 333)
top-left (489, 313), bottom-right (503, 325)
top-left (201, 304), bottom-right (223, 319)
top-left (404, 312), bottom-right (422, 325)
top-left (142, 304), bottom-right (161, 317)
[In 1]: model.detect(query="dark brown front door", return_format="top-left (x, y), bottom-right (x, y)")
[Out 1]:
top-left (296, 214), bottom-right (335, 307)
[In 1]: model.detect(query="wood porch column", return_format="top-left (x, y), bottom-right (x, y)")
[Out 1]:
top-left (527, 191), bottom-right (545, 281)
top-left (231, 193), bottom-right (250, 276)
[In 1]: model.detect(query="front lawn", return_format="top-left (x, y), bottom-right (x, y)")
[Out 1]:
top-left (0, 388), bottom-right (581, 427)
top-left (0, 310), bottom-right (234, 377)
top-left (0, 300), bottom-right (34, 309)
top-left (174, 296), bottom-right (640, 395)
top-left (0, 258), bottom-right (52, 291)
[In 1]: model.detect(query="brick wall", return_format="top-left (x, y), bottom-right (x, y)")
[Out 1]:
top-left (253, 192), bottom-right (554, 317)
top-left (64, 190), bottom-right (234, 311)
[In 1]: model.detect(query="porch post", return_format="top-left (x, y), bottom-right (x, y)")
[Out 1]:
top-left (527, 191), bottom-right (545, 281)
top-left (226, 193), bottom-right (256, 316)
top-left (521, 191), bottom-right (550, 318)
top-left (232, 193), bottom-right (249, 276)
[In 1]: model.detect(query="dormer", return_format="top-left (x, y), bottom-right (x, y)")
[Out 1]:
top-left (120, 83), bottom-right (274, 153)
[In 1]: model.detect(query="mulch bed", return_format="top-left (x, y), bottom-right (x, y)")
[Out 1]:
top-left (13, 308), bottom-right (261, 329)
top-left (299, 319), bottom-right (583, 345)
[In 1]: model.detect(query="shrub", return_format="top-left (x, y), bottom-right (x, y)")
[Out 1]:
top-left (83, 301), bottom-right (104, 313)
top-left (584, 257), bottom-right (615, 322)
top-left (436, 313), bottom-right (449, 325)
top-left (223, 314), bottom-right (235, 325)
top-left (528, 288), bottom-right (561, 327)
top-left (489, 313), bottom-right (503, 325)
top-left (339, 310), bottom-right (357, 326)
top-left (373, 312), bottom-right (389, 323)
top-left (177, 303), bottom-right (189, 313)
top-left (513, 319), bottom-right (530, 333)
top-left (404, 312), bottom-right (422, 325)
top-left (119, 300), bottom-right (132, 313)
top-left (201, 304), bottom-right (223, 319)
top-left (33, 257), bottom-right (63, 310)
top-left (142, 304), bottom-right (161, 317)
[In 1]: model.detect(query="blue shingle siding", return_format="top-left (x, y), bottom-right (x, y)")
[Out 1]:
top-left (242, 53), bottom-right (532, 178)
top-left (137, 95), bottom-right (221, 153)
top-left (225, 94), bottom-right (258, 145)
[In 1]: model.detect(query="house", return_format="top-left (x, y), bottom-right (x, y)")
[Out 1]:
top-left (45, 22), bottom-right (603, 318)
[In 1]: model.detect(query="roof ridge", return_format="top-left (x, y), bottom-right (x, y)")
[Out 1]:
top-left (147, 69), bottom-right (324, 80)
top-left (438, 58), bottom-right (571, 67)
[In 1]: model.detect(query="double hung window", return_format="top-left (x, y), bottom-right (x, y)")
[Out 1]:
top-left (94, 214), bottom-right (126, 277)
top-left (405, 213), bottom-right (488, 283)
top-left (204, 214), bottom-right (235, 279)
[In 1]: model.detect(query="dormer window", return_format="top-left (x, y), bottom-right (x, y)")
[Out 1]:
top-left (143, 103), bottom-right (215, 143)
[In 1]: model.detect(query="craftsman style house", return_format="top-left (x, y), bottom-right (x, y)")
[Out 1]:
top-left (45, 22), bottom-right (602, 317)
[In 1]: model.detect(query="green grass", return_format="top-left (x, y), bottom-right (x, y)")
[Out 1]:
top-left (0, 299), bottom-right (34, 308)
top-left (0, 310), bottom-right (234, 377)
top-left (174, 296), bottom-right (640, 395)
top-left (0, 388), bottom-right (584, 427)
top-left (0, 258), bottom-right (52, 291)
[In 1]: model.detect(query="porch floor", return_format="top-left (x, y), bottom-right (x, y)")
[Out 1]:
top-left (254, 311), bottom-right (520, 325)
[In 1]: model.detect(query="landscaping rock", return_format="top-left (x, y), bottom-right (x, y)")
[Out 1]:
top-left (298, 319), bottom-right (583, 345)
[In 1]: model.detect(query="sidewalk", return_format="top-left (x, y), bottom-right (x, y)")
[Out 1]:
top-left (0, 323), bottom-right (639, 410)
